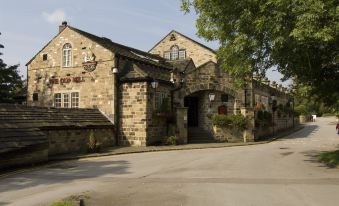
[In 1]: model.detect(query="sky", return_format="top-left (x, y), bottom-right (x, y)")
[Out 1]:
top-left (0, 0), bottom-right (287, 86)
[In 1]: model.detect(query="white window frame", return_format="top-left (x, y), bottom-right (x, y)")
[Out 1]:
top-left (54, 91), bottom-right (79, 108)
top-left (164, 51), bottom-right (171, 60)
top-left (54, 93), bottom-right (62, 108)
top-left (62, 43), bottom-right (72, 67)
top-left (63, 93), bottom-right (69, 108)
top-left (170, 45), bottom-right (179, 60)
top-left (71, 92), bottom-right (79, 108)
top-left (178, 49), bottom-right (186, 59)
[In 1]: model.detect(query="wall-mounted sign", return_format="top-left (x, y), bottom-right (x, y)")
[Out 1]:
top-left (49, 76), bottom-right (85, 84)
top-left (82, 50), bottom-right (97, 72)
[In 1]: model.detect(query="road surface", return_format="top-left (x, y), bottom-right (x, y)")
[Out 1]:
top-left (0, 117), bottom-right (338, 206)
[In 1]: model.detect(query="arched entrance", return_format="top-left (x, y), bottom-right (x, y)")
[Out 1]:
top-left (183, 89), bottom-right (236, 143)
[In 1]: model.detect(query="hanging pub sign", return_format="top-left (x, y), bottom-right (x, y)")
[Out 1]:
top-left (82, 50), bottom-right (97, 72)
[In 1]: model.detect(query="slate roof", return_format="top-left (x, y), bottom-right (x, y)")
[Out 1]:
top-left (168, 59), bottom-right (195, 73)
top-left (119, 61), bottom-right (171, 82)
top-left (0, 104), bottom-right (113, 154)
top-left (69, 26), bottom-right (173, 71)
top-left (0, 104), bottom-right (113, 129)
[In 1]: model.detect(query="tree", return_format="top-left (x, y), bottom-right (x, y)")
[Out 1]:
top-left (0, 32), bottom-right (23, 103)
top-left (182, 0), bottom-right (339, 106)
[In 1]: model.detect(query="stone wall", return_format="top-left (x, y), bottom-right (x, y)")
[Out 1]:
top-left (0, 147), bottom-right (48, 170)
top-left (149, 31), bottom-right (217, 67)
top-left (212, 126), bottom-right (244, 142)
top-left (27, 27), bottom-right (116, 120)
top-left (119, 82), bottom-right (148, 146)
top-left (45, 128), bottom-right (115, 156)
top-left (146, 84), bottom-right (172, 145)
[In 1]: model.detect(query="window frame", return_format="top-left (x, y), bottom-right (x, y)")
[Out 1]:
top-left (54, 93), bottom-right (62, 108)
top-left (42, 54), bottom-right (48, 61)
top-left (170, 45), bottom-right (179, 60)
top-left (178, 49), bottom-right (186, 59)
top-left (164, 51), bottom-right (171, 60)
top-left (53, 91), bottom-right (79, 108)
top-left (62, 43), bottom-right (72, 67)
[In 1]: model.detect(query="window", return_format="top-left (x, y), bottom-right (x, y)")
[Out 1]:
top-left (221, 94), bottom-right (228, 103)
top-left (54, 92), bottom-right (79, 108)
top-left (62, 43), bottom-right (72, 67)
top-left (178, 50), bottom-right (186, 59)
top-left (164, 51), bottom-right (170, 60)
top-left (54, 93), bottom-right (61, 108)
top-left (155, 92), bottom-right (166, 109)
top-left (63, 93), bottom-right (69, 108)
top-left (42, 54), bottom-right (48, 61)
top-left (71, 92), bottom-right (79, 108)
top-left (170, 46), bottom-right (179, 60)
top-left (33, 93), bottom-right (39, 101)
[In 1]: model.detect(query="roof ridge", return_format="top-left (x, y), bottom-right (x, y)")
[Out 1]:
top-left (69, 26), bottom-right (165, 61)
top-left (149, 30), bottom-right (217, 54)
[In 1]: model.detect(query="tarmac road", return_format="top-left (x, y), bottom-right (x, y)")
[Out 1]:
top-left (0, 117), bottom-right (338, 206)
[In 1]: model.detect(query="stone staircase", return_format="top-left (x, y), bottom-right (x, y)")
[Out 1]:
top-left (188, 127), bottom-right (215, 144)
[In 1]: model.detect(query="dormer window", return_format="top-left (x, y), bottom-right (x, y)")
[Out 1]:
top-left (62, 43), bottom-right (72, 67)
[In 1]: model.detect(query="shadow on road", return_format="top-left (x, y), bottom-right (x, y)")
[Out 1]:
top-left (0, 159), bottom-right (130, 194)
top-left (276, 124), bottom-right (319, 141)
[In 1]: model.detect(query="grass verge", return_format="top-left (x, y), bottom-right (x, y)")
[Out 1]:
top-left (49, 201), bottom-right (74, 206)
top-left (318, 150), bottom-right (339, 167)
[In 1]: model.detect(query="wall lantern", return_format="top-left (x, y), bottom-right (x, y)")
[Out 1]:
top-left (151, 80), bottom-right (159, 89)
top-left (112, 67), bottom-right (119, 74)
top-left (209, 93), bottom-right (216, 102)
top-left (170, 72), bottom-right (175, 83)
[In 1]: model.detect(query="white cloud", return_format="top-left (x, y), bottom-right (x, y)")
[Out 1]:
top-left (42, 9), bottom-right (66, 24)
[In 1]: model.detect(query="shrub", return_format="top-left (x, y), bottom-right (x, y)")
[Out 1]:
top-left (256, 110), bottom-right (272, 127)
top-left (165, 135), bottom-right (177, 145)
top-left (87, 130), bottom-right (101, 153)
top-left (212, 114), bottom-right (247, 130)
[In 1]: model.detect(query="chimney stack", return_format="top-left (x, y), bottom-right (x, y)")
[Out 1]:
top-left (59, 21), bottom-right (68, 33)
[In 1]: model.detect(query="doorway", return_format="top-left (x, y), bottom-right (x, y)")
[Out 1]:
top-left (184, 96), bottom-right (199, 127)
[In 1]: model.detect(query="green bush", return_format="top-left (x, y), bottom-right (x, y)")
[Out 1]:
top-left (165, 135), bottom-right (177, 145)
top-left (87, 130), bottom-right (101, 153)
top-left (256, 110), bottom-right (272, 127)
top-left (212, 114), bottom-right (247, 130)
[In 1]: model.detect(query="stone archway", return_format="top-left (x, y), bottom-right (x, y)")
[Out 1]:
top-left (182, 82), bottom-right (238, 99)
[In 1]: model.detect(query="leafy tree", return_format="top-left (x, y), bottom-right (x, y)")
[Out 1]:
top-left (182, 0), bottom-right (339, 106)
top-left (0, 32), bottom-right (23, 103)
top-left (293, 82), bottom-right (337, 116)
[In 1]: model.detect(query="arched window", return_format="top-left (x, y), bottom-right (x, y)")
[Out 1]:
top-left (62, 43), bottom-right (72, 67)
top-left (170, 45), bottom-right (179, 60)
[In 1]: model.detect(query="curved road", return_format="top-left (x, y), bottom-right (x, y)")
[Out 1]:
top-left (1, 117), bottom-right (339, 206)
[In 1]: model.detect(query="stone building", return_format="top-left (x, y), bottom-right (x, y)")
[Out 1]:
top-left (0, 104), bottom-right (114, 169)
top-left (26, 22), bottom-right (294, 146)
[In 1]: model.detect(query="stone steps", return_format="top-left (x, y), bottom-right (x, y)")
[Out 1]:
top-left (188, 127), bottom-right (215, 144)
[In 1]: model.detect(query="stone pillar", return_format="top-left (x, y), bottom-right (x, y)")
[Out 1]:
top-left (176, 107), bottom-right (188, 144)
top-left (241, 107), bottom-right (255, 142)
